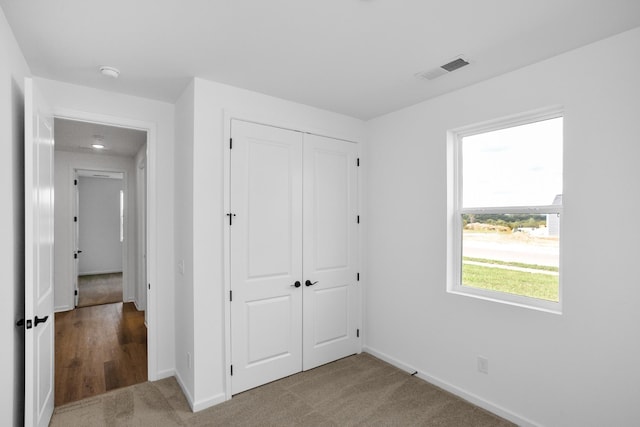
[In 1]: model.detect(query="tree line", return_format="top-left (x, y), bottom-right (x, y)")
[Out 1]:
top-left (462, 213), bottom-right (546, 230)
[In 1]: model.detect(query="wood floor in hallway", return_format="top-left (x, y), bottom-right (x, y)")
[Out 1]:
top-left (54, 302), bottom-right (147, 406)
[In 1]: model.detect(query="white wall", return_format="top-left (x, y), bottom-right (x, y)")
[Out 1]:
top-left (173, 77), bottom-right (366, 410)
top-left (54, 151), bottom-right (135, 310)
top-left (39, 78), bottom-right (176, 379)
top-left (365, 28), bottom-right (640, 426)
top-left (174, 80), bottom-right (195, 401)
top-left (0, 7), bottom-right (31, 426)
top-left (77, 176), bottom-right (123, 275)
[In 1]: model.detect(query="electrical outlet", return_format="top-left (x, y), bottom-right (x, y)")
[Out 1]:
top-left (477, 356), bottom-right (489, 374)
top-left (187, 352), bottom-right (192, 369)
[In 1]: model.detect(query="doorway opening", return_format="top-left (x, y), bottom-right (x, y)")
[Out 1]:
top-left (75, 170), bottom-right (125, 308)
top-left (53, 118), bottom-right (149, 405)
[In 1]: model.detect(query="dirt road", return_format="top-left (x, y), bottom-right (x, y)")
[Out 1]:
top-left (463, 231), bottom-right (559, 267)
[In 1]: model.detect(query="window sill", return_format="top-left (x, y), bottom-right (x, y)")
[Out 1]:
top-left (447, 286), bottom-right (562, 315)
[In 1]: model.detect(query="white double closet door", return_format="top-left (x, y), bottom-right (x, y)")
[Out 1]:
top-left (230, 120), bottom-right (359, 395)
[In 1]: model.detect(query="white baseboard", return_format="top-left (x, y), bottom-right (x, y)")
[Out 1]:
top-left (174, 371), bottom-right (226, 412)
top-left (362, 346), bottom-right (539, 427)
top-left (133, 299), bottom-right (144, 312)
top-left (174, 372), bottom-right (195, 410)
top-left (363, 346), bottom-right (415, 373)
top-left (78, 270), bottom-right (123, 276)
top-left (55, 304), bottom-right (74, 313)
top-left (192, 392), bottom-right (226, 412)
top-left (154, 368), bottom-right (175, 381)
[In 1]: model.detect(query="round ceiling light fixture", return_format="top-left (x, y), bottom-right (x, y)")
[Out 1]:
top-left (92, 135), bottom-right (105, 149)
top-left (99, 66), bottom-right (120, 79)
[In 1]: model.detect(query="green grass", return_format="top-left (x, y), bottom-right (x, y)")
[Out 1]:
top-left (463, 256), bottom-right (559, 272)
top-left (462, 264), bottom-right (559, 302)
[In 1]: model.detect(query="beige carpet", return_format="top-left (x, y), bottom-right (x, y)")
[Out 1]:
top-left (78, 273), bottom-right (123, 307)
top-left (51, 353), bottom-right (514, 426)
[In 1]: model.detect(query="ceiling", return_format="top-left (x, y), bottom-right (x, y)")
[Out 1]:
top-left (55, 118), bottom-right (146, 157)
top-left (2, 1), bottom-right (640, 120)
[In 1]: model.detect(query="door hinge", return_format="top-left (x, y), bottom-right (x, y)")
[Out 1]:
top-left (357, 272), bottom-right (360, 281)
top-left (357, 215), bottom-right (360, 224)
top-left (227, 213), bottom-right (236, 225)
top-left (356, 329), bottom-right (360, 338)
top-left (229, 138), bottom-right (233, 150)
top-left (230, 365), bottom-right (233, 376)
top-left (74, 290), bottom-right (78, 296)
top-left (229, 290), bottom-right (233, 302)
top-left (148, 283), bottom-right (151, 290)
top-left (74, 253), bottom-right (77, 259)
top-left (74, 179), bottom-right (77, 186)
top-left (74, 216), bottom-right (77, 222)
top-left (357, 158), bottom-right (360, 167)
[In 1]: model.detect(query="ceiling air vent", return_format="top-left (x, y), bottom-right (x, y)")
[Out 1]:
top-left (441, 57), bottom-right (469, 72)
top-left (415, 56), bottom-right (470, 81)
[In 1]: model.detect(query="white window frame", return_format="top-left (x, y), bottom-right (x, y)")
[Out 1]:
top-left (446, 107), bottom-right (563, 314)
top-left (120, 189), bottom-right (124, 243)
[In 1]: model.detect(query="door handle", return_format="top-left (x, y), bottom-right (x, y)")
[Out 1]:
top-left (291, 281), bottom-right (301, 288)
top-left (34, 315), bottom-right (49, 327)
top-left (305, 280), bottom-right (318, 287)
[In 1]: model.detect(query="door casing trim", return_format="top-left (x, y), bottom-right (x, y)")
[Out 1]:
top-left (53, 107), bottom-right (159, 381)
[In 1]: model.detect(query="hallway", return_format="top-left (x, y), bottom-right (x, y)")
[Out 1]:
top-left (54, 302), bottom-right (147, 406)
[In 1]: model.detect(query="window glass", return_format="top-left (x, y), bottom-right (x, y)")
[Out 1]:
top-left (462, 118), bottom-right (563, 208)
top-left (120, 190), bottom-right (124, 242)
top-left (461, 212), bottom-right (560, 302)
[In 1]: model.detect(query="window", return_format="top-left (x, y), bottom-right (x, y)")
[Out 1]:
top-left (447, 109), bottom-right (563, 312)
top-left (120, 190), bottom-right (124, 242)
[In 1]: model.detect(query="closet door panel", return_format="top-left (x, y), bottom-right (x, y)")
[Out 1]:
top-left (303, 134), bottom-right (359, 370)
top-left (313, 286), bottom-right (349, 345)
top-left (314, 150), bottom-right (349, 270)
top-left (230, 120), bottom-right (303, 395)
top-left (246, 140), bottom-right (295, 278)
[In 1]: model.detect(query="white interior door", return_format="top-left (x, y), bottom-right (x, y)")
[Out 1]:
top-left (24, 77), bottom-right (55, 427)
top-left (302, 134), bottom-right (359, 370)
top-left (230, 120), bottom-right (304, 395)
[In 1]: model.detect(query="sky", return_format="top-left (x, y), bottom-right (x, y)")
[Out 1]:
top-left (462, 117), bottom-right (563, 208)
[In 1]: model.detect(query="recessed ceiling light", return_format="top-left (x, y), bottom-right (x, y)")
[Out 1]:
top-left (99, 66), bottom-right (120, 79)
top-left (92, 144), bottom-right (105, 149)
